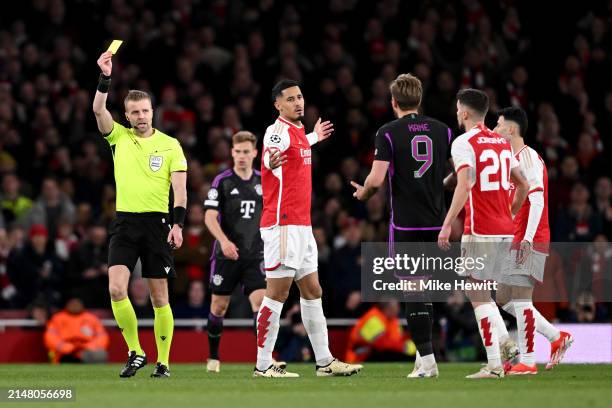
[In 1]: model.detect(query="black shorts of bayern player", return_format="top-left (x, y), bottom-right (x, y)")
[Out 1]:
top-left (209, 258), bottom-right (266, 296)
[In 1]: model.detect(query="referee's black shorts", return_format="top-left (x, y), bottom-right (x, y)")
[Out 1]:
top-left (108, 212), bottom-right (176, 279)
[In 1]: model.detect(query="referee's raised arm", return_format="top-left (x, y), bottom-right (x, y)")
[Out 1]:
top-left (92, 51), bottom-right (114, 135)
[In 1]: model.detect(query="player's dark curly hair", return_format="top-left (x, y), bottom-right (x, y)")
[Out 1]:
top-left (498, 106), bottom-right (528, 138)
top-left (271, 79), bottom-right (301, 101)
top-left (456, 88), bottom-right (489, 117)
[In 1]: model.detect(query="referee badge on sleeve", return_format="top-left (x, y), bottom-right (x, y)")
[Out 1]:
top-left (149, 155), bottom-right (163, 172)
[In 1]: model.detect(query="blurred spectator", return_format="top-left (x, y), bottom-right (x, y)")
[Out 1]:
top-left (535, 103), bottom-right (568, 175)
top-left (345, 302), bottom-right (414, 363)
top-left (424, 70), bottom-right (457, 127)
top-left (0, 173), bottom-right (32, 226)
top-left (593, 177), bottom-right (612, 239)
top-left (54, 218), bottom-right (78, 262)
top-left (129, 277), bottom-right (153, 318)
top-left (0, 227), bottom-right (16, 307)
top-left (7, 224), bottom-right (63, 308)
top-left (506, 66), bottom-right (529, 108)
top-left (173, 203), bottom-right (211, 298)
top-left (174, 280), bottom-right (209, 319)
top-left (73, 203), bottom-right (93, 238)
top-left (68, 223), bottom-right (109, 308)
top-left (555, 182), bottom-right (602, 242)
top-left (26, 177), bottom-right (76, 239)
top-left (329, 218), bottom-right (365, 317)
top-left (576, 132), bottom-right (606, 183)
top-left (362, 192), bottom-right (388, 242)
top-left (574, 235), bottom-right (612, 308)
top-left (440, 290), bottom-right (481, 362)
top-left (533, 250), bottom-right (570, 321)
top-left (549, 156), bottom-right (580, 213)
top-left (44, 297), bottom-right (109, 363)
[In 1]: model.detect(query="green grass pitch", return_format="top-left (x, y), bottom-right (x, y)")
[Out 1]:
top-left (1, 363), bottom-right (611, 408)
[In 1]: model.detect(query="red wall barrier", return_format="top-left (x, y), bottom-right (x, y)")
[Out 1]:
top-left (0, 328), bottom-right (350, 363)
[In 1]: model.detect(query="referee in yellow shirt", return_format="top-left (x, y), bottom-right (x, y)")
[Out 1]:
top-left (92, 51), bottom-right (187, 378)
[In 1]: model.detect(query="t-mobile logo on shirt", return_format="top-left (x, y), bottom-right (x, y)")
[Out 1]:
top-left (240, 200), bottom-right (256, 219)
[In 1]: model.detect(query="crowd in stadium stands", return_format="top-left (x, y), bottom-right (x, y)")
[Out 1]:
top-left (0, 0), bottom-right (611, 356)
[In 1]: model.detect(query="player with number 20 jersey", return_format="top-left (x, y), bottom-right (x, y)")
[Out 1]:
top-left (439, 89), bottom-right (528, 379)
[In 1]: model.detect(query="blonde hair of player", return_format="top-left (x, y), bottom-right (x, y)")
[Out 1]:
top-left (232, 130), bottom-right (258, 147)
top-left (389, 73), bottom-right (423, 113)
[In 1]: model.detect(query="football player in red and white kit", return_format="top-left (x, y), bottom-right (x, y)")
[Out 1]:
top-left (253, 80), bottom-right (362, 378)
top-left (438, 89), bottom-right (529, 379)
top-left (494, 106), bottom-right (573, 375)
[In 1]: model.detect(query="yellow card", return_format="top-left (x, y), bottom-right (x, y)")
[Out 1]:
top-left (107, 40), bottom-right (123, 54)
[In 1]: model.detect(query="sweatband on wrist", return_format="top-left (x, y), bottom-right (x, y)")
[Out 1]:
top-left (173, 206), bottom-right (186, 227)
top-left (97, 73), bottom-right (111, 93)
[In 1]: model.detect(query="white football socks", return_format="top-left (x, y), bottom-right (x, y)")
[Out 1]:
top-left (502, 302), bottom-right (560, 342)
top-left (491, 302), bottom-right (510, 343)
top-left (474, 303), bottom-right (501, 368)
top-left (514, 301), bottom-right (536, 366)
top-left (255, 296), bottom-right (283, 371)
top-left (300, 298), bottom-right (333, 366)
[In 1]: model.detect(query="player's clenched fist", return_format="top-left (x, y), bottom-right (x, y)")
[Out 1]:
top-left (220, 239), bottom-right (239, 260)
top-left (97, 51), bottom-right (113, 76)
top-left (167, 225), bottom-right (184, 249)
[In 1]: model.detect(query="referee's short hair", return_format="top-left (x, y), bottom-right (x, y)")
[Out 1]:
top-left (498, 106), bottom-right (528, 138)
top-left (232, 131), bottom-right (257, 147)
top-left (389, 73), bottom-right (422, 110)
top-left (124, 90), bottom-right (152, 109)
top-left (457, 88), bottom-right (489, 117)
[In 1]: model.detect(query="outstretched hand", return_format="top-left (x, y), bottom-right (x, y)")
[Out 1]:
top-left (97, 51), bottom-right (113, 76)
top-left (351, 181), bottom-right (367, 201)
top-left (314, 118), bottom-right (334, 142)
